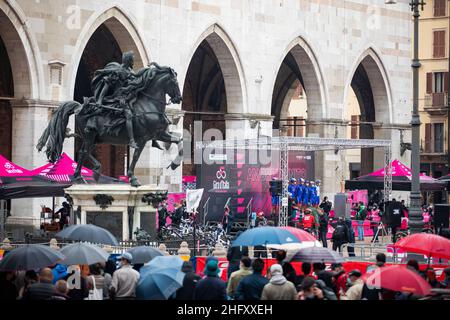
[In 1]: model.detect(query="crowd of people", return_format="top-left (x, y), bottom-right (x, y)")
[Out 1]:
top-left (3, 249), bottom-right (448, 300)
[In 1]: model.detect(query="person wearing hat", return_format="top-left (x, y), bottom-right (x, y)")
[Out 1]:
top-left (331, 263), bottom-right (347, 299)
top-left (109, 252), bottom-right (140, 300)
top-left (315, 180), bottom-right (321, 205)
top-left (302, 208), bottom-right (316, 234)
top-left (174, 261), bottom-right (202, 300)
top-left (261, 264), bottom-right (297, 300)
top-left (288, 178), bottom-right (297, 196)
top-left (193, 260), bottom-right (227, 300)
top-left (340, 270), bottom-right (363, 300)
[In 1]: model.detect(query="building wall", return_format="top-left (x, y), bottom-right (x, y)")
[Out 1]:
top-left (418, 0), bottom-right (449, 178)
top-left (0, 0), bottom-right (413, 226)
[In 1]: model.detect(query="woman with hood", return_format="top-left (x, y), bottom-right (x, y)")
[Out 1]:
top-left (261, 264), bottom-right (297, 300)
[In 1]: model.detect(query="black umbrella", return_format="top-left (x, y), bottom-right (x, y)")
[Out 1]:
top-left (60, 243), bottom-right (110, 265)
top-left (126, 246), bottom-right (164, 264)
top-left (0, 244), bottom-right (65, 271)
top-left (56, 224), bottom-right (119, 246)
top-left (288, 246), bottom-right (344, 263)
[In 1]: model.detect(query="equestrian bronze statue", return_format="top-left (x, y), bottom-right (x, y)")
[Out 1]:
top-left (37, 51), bottom-right (183, 187)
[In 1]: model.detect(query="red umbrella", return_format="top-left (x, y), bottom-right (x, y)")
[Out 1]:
top-left (364, 265), bottom-right (432, 296)
top-left (394, 233), bottom-right (450, 259)
top-left (279, 226), bottom-right (317, 242)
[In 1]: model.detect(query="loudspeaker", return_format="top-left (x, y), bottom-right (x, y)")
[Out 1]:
top-left (383, 201), bottom-right (402, 227)
top-left (434, 204), bottom-right (449, 230)
top-left (269, 180), bottom-right (282, 196)
top-left (334, 193), bottom-right (350, 219)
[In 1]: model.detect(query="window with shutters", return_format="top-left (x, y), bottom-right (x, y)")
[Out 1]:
top-left (433, 30), bottom-right (446, 58)
top-left (434, 72), bottom-right (445, 92)
top-left (434, 123), bottom-right (444, 153)
top-left (426, 72), bottom-right (449, 107)
top-left (434, 0), bottom-right (446, 17)
top-left (425, 123), bottom-right (432, 153)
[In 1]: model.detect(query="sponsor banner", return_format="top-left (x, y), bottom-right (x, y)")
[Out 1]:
top-left (198, 149), bottom-right (315, 221)
top-left (194, 257), bottom-right (447, 282)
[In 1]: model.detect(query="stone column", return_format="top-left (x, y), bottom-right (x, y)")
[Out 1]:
top-left (307, 119), bottom-right (347, 199)
top-left (8, 99), bottom-right (74, 229)
top-left (80, 210), bottom-right (87, 225)
top-left (132, 210), bottom-right (140, 240)
top-left (122, 211), bottom-right (129, 241)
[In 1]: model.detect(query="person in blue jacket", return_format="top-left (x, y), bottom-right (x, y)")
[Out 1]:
top-left (303, 180), bottom-right (311, 206)
top-left (310, 181), bottom-right (318, 206)
top-left (296, 178), bottom-right (305, 207)
top-left (288, 178), bottom-right (297, 196)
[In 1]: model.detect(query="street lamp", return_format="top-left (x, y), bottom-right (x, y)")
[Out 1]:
top-left (387, 0), bottom-right (425, 234)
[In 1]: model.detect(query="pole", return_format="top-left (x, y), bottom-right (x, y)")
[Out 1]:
top-left (409, 0), bottom-right (425, 234)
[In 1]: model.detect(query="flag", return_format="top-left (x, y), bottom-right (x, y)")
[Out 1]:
top-left (186, 188), bottom-right (204, 213)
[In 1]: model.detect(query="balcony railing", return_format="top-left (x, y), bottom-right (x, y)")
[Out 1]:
top-left (425, 92), bottom-right (448, 108)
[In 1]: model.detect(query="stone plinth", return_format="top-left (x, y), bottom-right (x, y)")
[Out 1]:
top-left (64, 184), bottom-right (167, 241)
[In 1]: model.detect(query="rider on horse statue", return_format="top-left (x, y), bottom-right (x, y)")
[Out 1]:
top-left (91, 51), bottom-right (139, 149)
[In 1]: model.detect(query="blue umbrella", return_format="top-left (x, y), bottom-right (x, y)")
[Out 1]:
top-left (140, 255), bottom-right (184, 279)
top-left (137, 265), bottom-right (185, 300)
top-left (231, 226), bottom-right (301, 247)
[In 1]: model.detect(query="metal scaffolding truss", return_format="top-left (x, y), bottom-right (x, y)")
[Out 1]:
top-left (196, 136), bottom-right (392, 151)
top-left (196, 136), bottom-right (392, 227)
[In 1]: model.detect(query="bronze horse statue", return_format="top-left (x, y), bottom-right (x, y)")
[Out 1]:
top-left (37, 63), bottom-right (183, 187)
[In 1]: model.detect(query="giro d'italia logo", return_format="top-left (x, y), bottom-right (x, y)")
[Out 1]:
top-left (4, 162), bottom-right (23, 174)
top-left (213, 167), bottom-right (229, 190)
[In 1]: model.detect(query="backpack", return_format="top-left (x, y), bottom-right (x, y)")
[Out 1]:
top-left (357, 208), bottom-right (367, 221)
top-left (332, 224), bottom-right (346, 241)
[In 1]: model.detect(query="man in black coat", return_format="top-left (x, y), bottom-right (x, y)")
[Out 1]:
top-left (0, 271), bottom-right (18, 300)
top-left (193, 260), bottom-right (227, 300)
top-left (235, 258), bottom-right (269, 300)
top-left (175, 261), bottom-right (201, 300)
top-left (22, 268), bottom-right (55, 300)
top-left (226, 232), bottom-right (249, 279)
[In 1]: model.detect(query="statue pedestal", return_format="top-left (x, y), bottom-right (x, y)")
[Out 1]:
top-left (64, 184), bottom-right (166, 241)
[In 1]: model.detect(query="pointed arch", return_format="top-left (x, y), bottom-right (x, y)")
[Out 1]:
top-left (67, 5), bottom-right (151, 98)
top-left (343, 46), bottom-right (393, 124)
top-left (182, 23), bottom-right (247, 114)
top-left (270, 35), bottom-right (328, 122)
top-left (0, 0), bottom-right (44, 99)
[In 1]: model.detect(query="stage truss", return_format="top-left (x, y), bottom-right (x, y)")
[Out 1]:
top-left (196, 136), bottom-right (392, 227)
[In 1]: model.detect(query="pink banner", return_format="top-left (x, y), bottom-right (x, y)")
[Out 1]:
top-left (0, 155), bottom-right (33, 178)
top-left (369, 159), bottom-right (435, 181)
top-left (167, 193), bottom-right (185, 212)
top-left (31, 153), bottom-right (92, 182)
top-left (347, 190), bottom-right (368, 207)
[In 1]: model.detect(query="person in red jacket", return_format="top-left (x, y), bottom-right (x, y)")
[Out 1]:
top-left (302, 208), bottom-right (315, 233)
top-left (331, 263), bottom-right (348, 299)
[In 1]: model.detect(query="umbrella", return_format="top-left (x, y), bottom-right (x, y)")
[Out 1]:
top-left (136, 266), bottom-right (185, 300)
top-left (60, 243), bottom-right (110, 265)
top-left (231, 226), bottom-right (300, 247)
top-left (288, 246), bottom-right (344, 263)
top-left (126, 246), bottom-right (164, 264)
top-left (56, 224), bottom-right (119, 246)
top-left (143, 256), bottom-right (184, 273)
top-left (364, 265), bottom-right (432, 296)
top-left (279, 226), bottom-right (318, 242)
top-left (394, 233), bottom-right (450, 260)
top-left (0, 244), bottom-right (65, 271)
